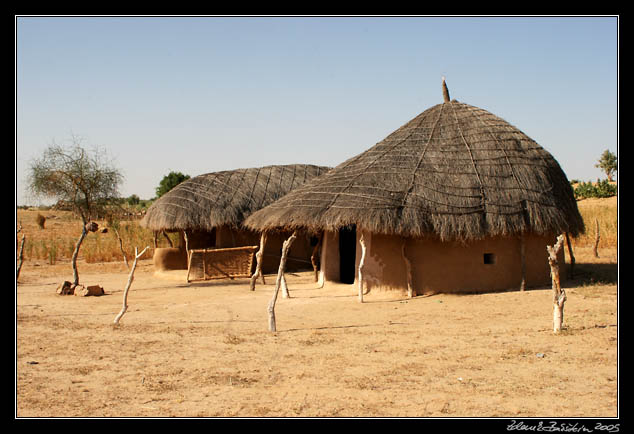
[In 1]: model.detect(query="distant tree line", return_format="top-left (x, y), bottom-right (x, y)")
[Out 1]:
top-left (571, 179), bottom-right (617, 200)
top-left (570, 149), bottom-right (617, 200)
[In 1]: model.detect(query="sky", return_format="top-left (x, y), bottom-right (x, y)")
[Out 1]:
top-left (15, 15), bottom-right (619, 206)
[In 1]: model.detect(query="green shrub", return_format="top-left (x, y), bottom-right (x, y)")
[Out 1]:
top-left (573, 180), bottom-right (617, 200)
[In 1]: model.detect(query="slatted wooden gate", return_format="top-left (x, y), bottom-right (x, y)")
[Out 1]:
top-left (186, 246), bottom-right (258, 283)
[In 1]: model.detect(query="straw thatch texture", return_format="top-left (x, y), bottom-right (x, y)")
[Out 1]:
top-left (141, 164), bottom-right (330, 232)
top-left (245, 100), bottom-right (584, 241)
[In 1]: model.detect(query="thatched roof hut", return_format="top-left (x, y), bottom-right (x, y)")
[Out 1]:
top-left (142, 164), bottom-right (330, 232)
top-left (141, 164), bottom-right (330, 275)
top-left (245, 82), bottom-right (584, 241)
top-left (245, 81), bottom-right (584, 294)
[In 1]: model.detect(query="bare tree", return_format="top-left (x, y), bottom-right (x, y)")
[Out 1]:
top-left (27, 138), bottom-right (123, 286)
top-left (114, 246), bottom-right (150, 325)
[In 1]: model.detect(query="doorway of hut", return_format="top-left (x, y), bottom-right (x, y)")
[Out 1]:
top-left (338, 225), bottom-right (357, 284)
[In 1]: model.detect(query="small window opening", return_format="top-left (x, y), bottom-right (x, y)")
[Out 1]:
top-left (483, 253), bottom-right (496, 265)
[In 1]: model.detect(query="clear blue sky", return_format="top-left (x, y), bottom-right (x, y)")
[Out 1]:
top-left (16, 15), bottom-right (618, 205)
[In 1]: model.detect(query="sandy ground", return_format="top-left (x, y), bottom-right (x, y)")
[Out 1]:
top-left (16, 247), bottom-right (618, 418)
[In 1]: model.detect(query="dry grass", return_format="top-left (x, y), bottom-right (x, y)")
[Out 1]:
top-left (16, 209), bottom-right (162, 264)
top-left (573, 196), bottom-right (618, 249)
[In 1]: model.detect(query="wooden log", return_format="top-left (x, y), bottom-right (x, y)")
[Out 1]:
top-left (114, 246), bottom-right (150, 325)
top-left (249, 232), bottom-right (268, 291)
top-left (267, 231), bottom-right (297, 332)
top-left (547, 235), bottom-right (566, 333)
top-left (593, 218), bottom-right (600, 258)
top-left (401, 239), bottom-right (414, 298)
top-left (358, 232), bottom-right (367, 303)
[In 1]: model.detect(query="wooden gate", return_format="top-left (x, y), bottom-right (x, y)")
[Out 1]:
top-left (186, 246), bottom-right (258, 283)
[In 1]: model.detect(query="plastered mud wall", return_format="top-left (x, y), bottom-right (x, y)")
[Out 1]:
top-left (320, 230), bottom-right (565, 295)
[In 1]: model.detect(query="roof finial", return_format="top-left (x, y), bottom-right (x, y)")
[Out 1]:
top-left (442, 76), bottom-right (451, 103)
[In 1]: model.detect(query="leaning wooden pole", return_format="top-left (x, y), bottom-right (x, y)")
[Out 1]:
top-left (250, 232), bottom-right (268, 291)
top-left (114, 246), bottom-right (150, 325)
top-left (267, 231), bottom-right (297, 332)
top-left (16, 223), bottom-right (26, 281)
top-left (547, 235), bottom-right (566, 333)
top-left (564, 232), bottom-right (576, 279)
top-left (358, 233), bottom-right (367, 303)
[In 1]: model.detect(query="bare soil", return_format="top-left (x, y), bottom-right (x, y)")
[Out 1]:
top-left (16, 246), bottom-right (618, 418)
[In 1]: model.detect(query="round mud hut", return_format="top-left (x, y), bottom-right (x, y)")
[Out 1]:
top-left (244, 80), bottom-right (584, 295)
top-left (141, 164), bottom-right (330, 277)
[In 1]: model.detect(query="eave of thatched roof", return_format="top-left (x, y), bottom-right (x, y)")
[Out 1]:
top-left (141, 164), bottom-right (331, 232)
top-left (244, 85), bottom-right (585, 242)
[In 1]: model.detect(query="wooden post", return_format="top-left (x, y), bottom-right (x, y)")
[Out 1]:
top-left (593, 218), bottom-right (600, 258)
top-left (114, 246), bottom-right (150, 325)
top-left (113, 227), bottom-right (129, 269)
top-left (358, 232), bottom-right (367, 303)
top-left (547, 235), bottom-right (566, 333)
top-left (249, 232), bottom-right (268, 291)
top-left (186, 250), bottom-right (193, 283)
top-left (310, 233), bottom-right (323, 282)
top-left (401, 239), bottom-right (414, 298)
top-left (162, 231), bottom-right (173, 247)
top-left (281, 273), bottom-right (291, 299)
top-left (519, 232), bottom-right (526, 291)
top-left (16, 223), bottom-right (25, 281)
top-left (564, 232), bottom-right (575, 279)
top-left (183, 230), bottom-right (190, 256)
top-left (267, 231), bottom-right (297, 332)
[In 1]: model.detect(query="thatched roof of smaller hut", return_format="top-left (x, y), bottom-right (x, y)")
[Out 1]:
top-left (141, 164), bottom-right (330, 232)
top-left (244, 81), bottom-right (585, 241)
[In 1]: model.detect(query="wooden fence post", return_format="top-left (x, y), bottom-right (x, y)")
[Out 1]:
top-left (358, 232), bottom-right (367, 303)
top-left (593, 218), bottom-right (600, 258)
top-left (267, 231), bottom-right (297, 332)
top-left (547, 235), bottom-right (566, 333)
top-left (250, 232), bottom-right (268, 291)
top-left (401, 239), bottom-right (414, 298)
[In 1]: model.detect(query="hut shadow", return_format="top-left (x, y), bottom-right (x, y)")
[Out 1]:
top-left (565, 262), bottom-right (618, 287)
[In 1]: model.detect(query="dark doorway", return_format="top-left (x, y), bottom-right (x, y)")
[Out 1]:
top-left (339, 225), bottom-right (357, 284)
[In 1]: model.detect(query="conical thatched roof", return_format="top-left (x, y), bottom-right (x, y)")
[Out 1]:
top-left (245, 81), bottom-right (584, 241)
top-left (141, 164), bottom-right (331, 232)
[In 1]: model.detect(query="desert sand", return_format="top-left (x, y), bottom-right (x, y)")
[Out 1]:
top-left (16, 246), bottom-right (617, 418)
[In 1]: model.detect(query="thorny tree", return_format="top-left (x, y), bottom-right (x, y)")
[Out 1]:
top-left (27, 139), bottom-right (123, 286)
